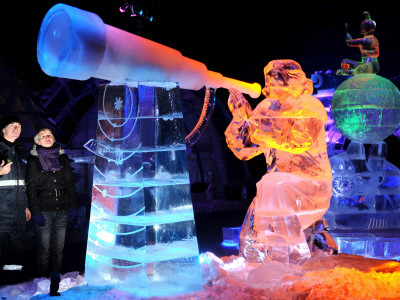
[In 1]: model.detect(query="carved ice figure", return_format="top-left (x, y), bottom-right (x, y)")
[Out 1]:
top-left (337, 11), bottom-right (379, 76)
top-left (225, 60), bottom-right (332, 265)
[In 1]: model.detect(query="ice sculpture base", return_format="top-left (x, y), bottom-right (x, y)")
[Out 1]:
top-left (325, 141), bottom-right (400, 261)
top-left (326, 142), bottom-right (400, 229)
top-left (85, 255), bottom-right (202, 298)
top-left (330, 230), bottom-right (400, 261)
top-left (240, 212), bottom-right (311, 266)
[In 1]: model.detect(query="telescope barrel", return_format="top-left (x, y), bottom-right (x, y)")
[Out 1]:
top-left (37, 4), bottom-right (261, 98)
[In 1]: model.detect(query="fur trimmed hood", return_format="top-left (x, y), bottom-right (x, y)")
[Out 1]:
top-left (30, 144), bottom-right (65, 156)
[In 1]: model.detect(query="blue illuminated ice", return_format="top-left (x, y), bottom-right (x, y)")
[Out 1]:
top-left (83, 82), bottom-right (202, 297)
top-left (325, 140), bottom-right (400, 260)
top-left (36, 3), bottom-right (261, 98)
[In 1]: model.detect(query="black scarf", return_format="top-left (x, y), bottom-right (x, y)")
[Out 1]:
top-left (0, 135), bottom-right (15, 148)
top-left (36, 144), bottom-right (61, 171)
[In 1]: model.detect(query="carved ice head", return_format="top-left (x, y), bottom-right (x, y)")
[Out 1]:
top-left (262, 59), bottom-right (313, 98)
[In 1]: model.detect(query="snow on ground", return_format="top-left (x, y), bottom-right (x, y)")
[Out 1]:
top-left (1, 252), bottom-right (400, 299)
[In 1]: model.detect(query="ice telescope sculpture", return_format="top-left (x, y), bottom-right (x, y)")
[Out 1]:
top-left (36, 4), bottom-right (261, 98)
top-left (36, 3), bottom-right (262, 297)
top-left (225, 60), bottom-right (332, 265)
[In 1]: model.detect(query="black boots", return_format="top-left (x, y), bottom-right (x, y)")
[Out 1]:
top-left (49, 271), bottom-right (61, 296)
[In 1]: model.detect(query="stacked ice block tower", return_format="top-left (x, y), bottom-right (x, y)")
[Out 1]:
top-left (84, 82), bottom-right (202, 297)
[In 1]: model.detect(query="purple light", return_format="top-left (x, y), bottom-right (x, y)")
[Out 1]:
top-left (119, 4), bottom-right (129, 13)
top-left (314, 88), bottom-right (335, 99)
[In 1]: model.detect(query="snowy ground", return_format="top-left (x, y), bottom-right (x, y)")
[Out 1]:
top-left (1, 252), bottom-right (400, 299)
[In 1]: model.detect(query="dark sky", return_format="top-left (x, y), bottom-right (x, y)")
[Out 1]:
top-left (1, 1), bottom-right (400, 170)
top-left (1, 0), bottom-right (400, 91)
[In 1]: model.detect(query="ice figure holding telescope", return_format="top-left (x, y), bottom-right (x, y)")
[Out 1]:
top-left (36, 3), bottom-right (261, 297)
top-left (225, 60), bottom-right (334, 265)
top-left (336, 11), bottom-right (379, 76)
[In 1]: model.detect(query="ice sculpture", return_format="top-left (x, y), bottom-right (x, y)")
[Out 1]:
top-left (328, 75), bottom-right (400, 260)
top-left (325, 11), bottom-right (400, 261)
top-left (36, 2), bottom-right (261, 149)
top-left (336, 11), bottom-right (379, 76)
top-left (83, 82), bottom-right (202, 297)
top-left (225, 60), bottom-right (332, 265)
top-left (36, 3), bottom-right (263, 297)
top-left (36, 4), bottom-right (261, 98)
top-left (326, 140), bottom-right (400, 260)
top-left (331, 74), bottom-right (400, 144)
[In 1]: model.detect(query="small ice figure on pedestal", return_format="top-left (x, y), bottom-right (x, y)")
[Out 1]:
top-left (225, 60), bottom-right (333, 266)
top-left (336, 11), bottom-right (379, 76)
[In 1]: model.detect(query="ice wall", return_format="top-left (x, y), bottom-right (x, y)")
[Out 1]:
top-left (84, 82), bottom-right (202, 297)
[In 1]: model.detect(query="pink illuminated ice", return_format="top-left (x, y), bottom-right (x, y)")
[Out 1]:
top-left (225, 60), bottom-right (332, 265)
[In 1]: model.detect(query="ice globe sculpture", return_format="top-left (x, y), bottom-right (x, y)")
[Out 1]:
top-left (331, 74), bottom-right (400, 144)
top-left (333, 11), bottom-right (400, 144)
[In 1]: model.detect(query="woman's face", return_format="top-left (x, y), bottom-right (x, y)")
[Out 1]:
top-left (37, 130), bottom-right (55, 148)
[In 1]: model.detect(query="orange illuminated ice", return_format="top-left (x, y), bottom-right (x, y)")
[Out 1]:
top-left (225, 60), bottom-right (332, 265)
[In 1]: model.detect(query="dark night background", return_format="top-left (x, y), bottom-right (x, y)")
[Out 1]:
top-left (1, 0), bottom-right (400, 284)
top-left (2, 0), bottom-right (400, 90)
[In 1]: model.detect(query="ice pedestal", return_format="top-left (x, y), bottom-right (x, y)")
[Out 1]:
top-left (84, 82), bottom-right (202, 297)
top-left (330, 232), bottom-right (400, 260)
top-left (325, 141), bottom-right (400, 260)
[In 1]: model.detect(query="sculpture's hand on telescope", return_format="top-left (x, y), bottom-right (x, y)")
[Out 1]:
top-left (227, 89), bottom-right (253, 122)
top-left (225, 88), bottom-right (263, 161)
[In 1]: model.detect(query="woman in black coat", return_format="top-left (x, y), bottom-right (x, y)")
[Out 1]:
top-left (26, 128), bottom-right (78, 295)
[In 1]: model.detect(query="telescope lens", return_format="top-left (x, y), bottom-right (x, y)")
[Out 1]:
top-left (37, 10), bottom-right (73, 73)
top-left (37, 4), bottom-right (106, 80)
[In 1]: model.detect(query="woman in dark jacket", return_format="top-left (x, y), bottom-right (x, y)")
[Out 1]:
top-left (26, 128), bottom-right (78, 296)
